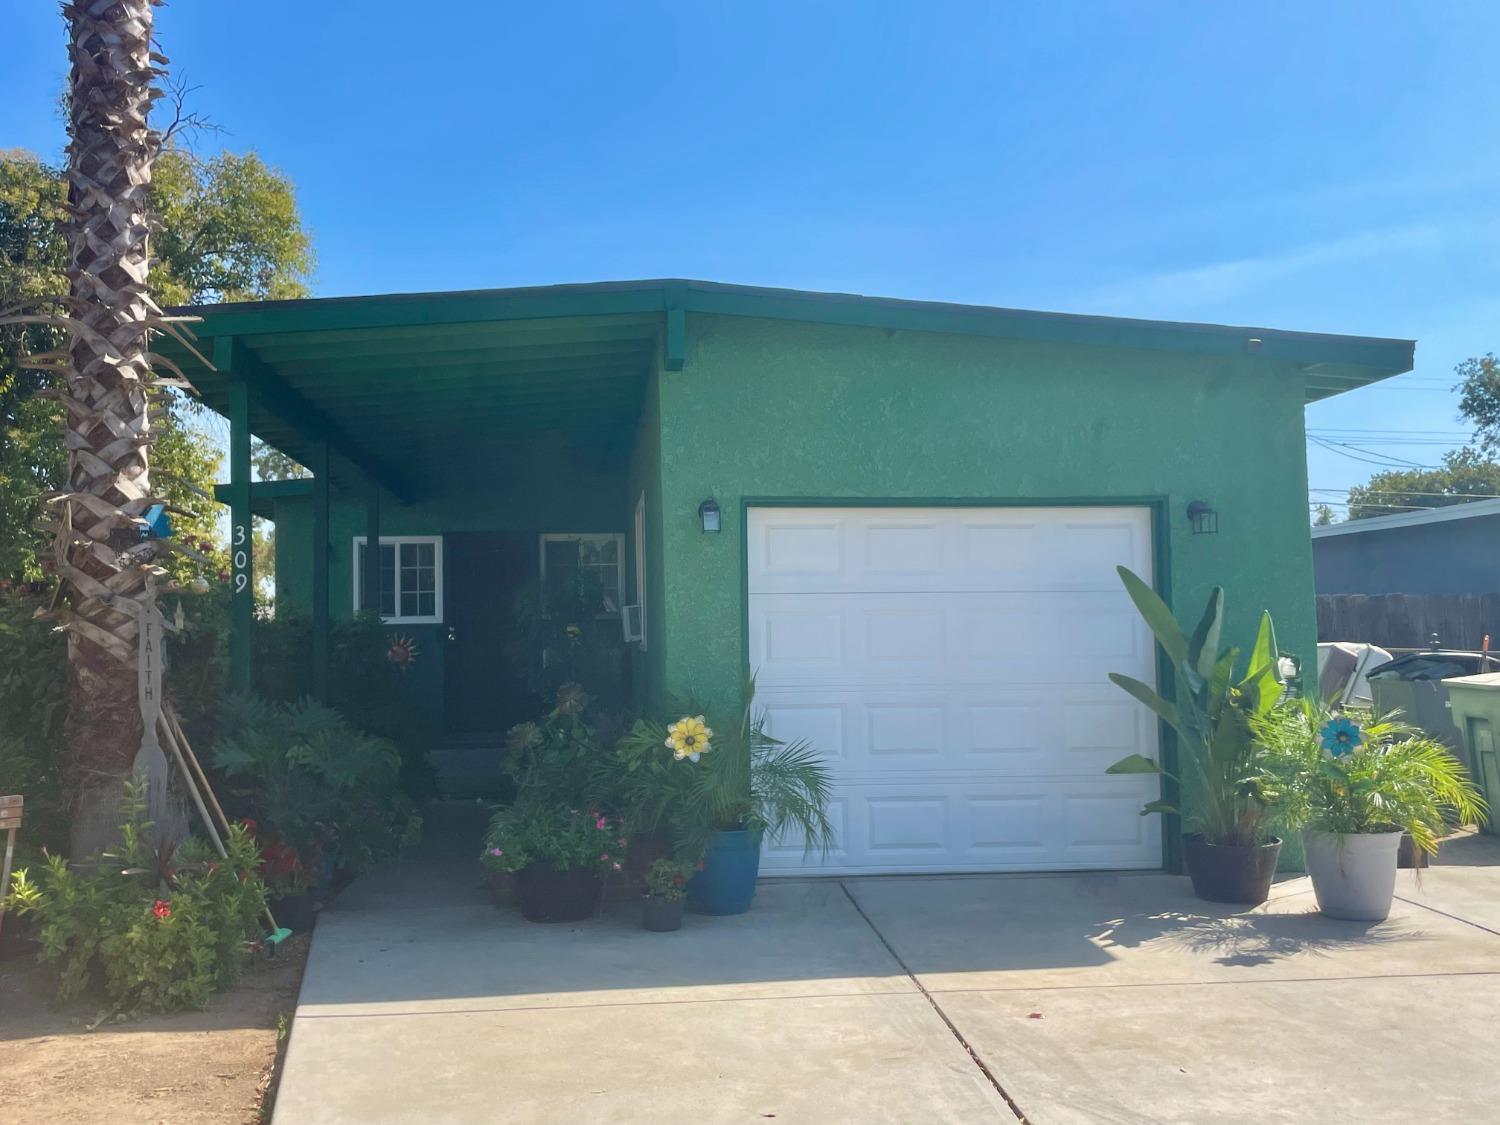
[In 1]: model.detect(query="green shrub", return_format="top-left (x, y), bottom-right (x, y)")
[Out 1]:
top-left (209, 696), bottom-right (421, 879)
top-left (642, 857), bottom-right (698, 901)
top-left (250, 612), bottom-right (436, 798)
top-left (0, 590), bottom-right (69, 857)
top-left (5, 785), bottom-right (267, 1013)
top-left (481, 801), bottom-right (627, 876)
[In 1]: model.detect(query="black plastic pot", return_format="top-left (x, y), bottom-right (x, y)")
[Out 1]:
top-left (641, 895), bottom-right (685, 932)
top-left (1398, 833), bottom-right (1432, 869)
top-left (269, 891), bottom-right (318, 933)
top-left (515, 863), bottom-right (602, 923)
top-left (1183, 835), bottom-right (1282, 905)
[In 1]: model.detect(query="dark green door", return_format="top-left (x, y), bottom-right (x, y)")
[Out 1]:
top-left (443, 532), bottom-right (533, 734)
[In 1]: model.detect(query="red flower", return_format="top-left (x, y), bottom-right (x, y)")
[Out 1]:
top-left (242, 818), bottom-right (258, 836)
top-left (152, 899), bottom-right (172, 920)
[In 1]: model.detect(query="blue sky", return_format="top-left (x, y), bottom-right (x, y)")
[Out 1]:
top-left (7, 2), bottom-right (1500, 513)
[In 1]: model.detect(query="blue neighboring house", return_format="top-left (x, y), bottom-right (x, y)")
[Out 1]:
top-left (1313, 498), bottom-right (1500, 596)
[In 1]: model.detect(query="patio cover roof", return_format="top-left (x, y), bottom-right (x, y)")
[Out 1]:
top-left (161, 278), bottom-right (1416, 502)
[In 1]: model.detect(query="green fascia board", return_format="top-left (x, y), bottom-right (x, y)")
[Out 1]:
top-left (167, 278), bottom-right (1414, 398)
top-left (212, 477), bottom-right (313, 519)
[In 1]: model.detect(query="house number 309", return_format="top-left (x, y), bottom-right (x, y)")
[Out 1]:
top-left (233, 524), bottom-right (249, 593)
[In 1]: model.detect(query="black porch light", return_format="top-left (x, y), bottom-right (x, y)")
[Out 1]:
top-left (698, 497), bottom-right (722, 533)
top-left (1186, 499), bottom-right (1219, 535)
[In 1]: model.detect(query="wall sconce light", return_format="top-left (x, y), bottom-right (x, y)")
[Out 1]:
top-left (698, 497), bottom-right (721, 533)
top-left (1186, 499), bottom-right (1219, 535)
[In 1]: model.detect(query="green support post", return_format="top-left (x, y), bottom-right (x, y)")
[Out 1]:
top-left (311, 441), bottom-right (331, 701)
top-left (363, 488), bottom-right (381, 613)
top-left (220, 337), bottom-right (253, 695)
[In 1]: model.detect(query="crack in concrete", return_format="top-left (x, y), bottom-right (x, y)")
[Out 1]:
top-left (838, 880), bottom-right (1029, 1123)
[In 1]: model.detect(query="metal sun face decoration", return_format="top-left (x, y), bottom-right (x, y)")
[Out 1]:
top-left (666, 715), bottom-right (714, 762)
top-left (386, 634), bottom-right (420, 670)
top-left (1319, 716), bottom-right (1363, 758)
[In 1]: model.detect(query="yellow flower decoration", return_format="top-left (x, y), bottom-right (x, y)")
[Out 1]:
top-left (665, 715), bottom-right (714, 762)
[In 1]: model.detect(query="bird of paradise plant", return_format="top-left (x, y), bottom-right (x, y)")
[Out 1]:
top-left (1105, 567), bottom-right (1285, 848)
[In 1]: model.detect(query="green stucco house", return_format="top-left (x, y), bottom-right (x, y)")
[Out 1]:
top-left (169, 279), bottom-right (1413, 877)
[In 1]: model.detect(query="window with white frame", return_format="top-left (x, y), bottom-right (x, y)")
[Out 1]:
top-left (353, 536), bottom-right (443, 623)
top-left (632, 494), bottom-right (648, 649)
top-left (539, 533), bottom-right (625, 618)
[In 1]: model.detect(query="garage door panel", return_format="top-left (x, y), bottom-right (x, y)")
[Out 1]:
top-left (752, 592), bottom-right (1147, 687)
top-left (761, 689), bottom-right (1148, 779)
top-left (749, 506), bottom-right (1161, 875)
top-left (751, 508), bottom-right (1151, 594)
top-left (759, 777), bottom-right (1160, 874)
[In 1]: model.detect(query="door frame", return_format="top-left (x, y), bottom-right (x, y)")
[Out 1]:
top-left (738, 496), bottom-right (1180, 872)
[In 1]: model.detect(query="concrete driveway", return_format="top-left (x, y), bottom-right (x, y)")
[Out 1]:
top-left (273, 816), bottom-right (1500, 1124)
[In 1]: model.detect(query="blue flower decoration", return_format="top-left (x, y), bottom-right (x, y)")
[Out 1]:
top-left (1320, 716), bottom-right (1363, 756)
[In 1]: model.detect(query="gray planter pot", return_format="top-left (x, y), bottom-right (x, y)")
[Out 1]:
top-left (1303, 829), bottom-right (1403, 921)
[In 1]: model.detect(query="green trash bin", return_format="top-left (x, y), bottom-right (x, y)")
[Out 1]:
top-left (1444, 673), bottom-right (1500, 837)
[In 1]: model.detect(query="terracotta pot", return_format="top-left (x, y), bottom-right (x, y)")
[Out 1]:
top-left (1183, 835), bottom-right (1282, 905)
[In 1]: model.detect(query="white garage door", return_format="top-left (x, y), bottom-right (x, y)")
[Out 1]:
top-left (748, 506), bottom-right (1163, 875)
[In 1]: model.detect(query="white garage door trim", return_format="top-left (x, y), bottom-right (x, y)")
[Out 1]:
top-left (748, 504), bottom-right (1163, 876)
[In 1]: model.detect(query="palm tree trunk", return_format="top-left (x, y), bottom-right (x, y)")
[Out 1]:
top-left (57, 0), bottom-right (163, 857)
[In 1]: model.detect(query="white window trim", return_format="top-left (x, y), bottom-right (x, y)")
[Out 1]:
top-left (633, 494), bottom-right (648, 651)
top-left (539, 532), bottom-right (627, 618)
top-left (352, 535), bottom-right (444, 624)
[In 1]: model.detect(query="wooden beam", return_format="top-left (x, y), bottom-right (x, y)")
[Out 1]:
top-left (311, 441), bottom-right (330, 702)
top-left (220, 337), bottom-right (253, 695)
top-left (235, 346), bottom-right (417, 504)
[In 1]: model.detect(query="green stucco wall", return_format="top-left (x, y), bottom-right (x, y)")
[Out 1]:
top-left (653, 314), bottom-right (1317, 716)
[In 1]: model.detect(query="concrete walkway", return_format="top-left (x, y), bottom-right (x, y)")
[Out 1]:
top-left (273, 814), bottom-right (1500, 1124)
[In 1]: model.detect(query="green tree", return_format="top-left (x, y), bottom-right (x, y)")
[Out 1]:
top-left (1312, 503), bottom-right (1336, 526)
top-left (1345, 447), bottom-right (1500, 520)
top-left (1455, 353), bottom-right (1500, 453)
top-left (0, 146), bottom-right (313, 584)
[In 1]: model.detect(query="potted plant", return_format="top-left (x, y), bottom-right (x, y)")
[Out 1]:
top-left (612, 679), bottom-right (835, 916)
top-left (1254, 701), bottom-right (1484, 921)
top-left (640, 858), bottom-right (698, 931)
top-left (1105, 567), bottom-right (1287, 905)
top-left (481, 802), bottom-right (627, 923)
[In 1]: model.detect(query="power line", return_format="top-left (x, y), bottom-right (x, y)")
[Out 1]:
top-left (1307, 436), bottom-right (1440, 470)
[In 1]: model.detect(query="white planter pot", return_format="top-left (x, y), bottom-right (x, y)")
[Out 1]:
top-left (1302, 829), bottom-right (1403, 921)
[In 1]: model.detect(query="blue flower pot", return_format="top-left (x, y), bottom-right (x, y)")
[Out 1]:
top-left (687, 828), bottom-right (763, 915)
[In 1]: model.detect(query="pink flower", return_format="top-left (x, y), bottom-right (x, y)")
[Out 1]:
top-left (488, 848), bottom-right (504, 857)
top-left (599, 853), bottom-right (609, 861)
top-left (611, 862), bottom-right (622, 872)
top-left (595, 817), bottom-right (607, 830)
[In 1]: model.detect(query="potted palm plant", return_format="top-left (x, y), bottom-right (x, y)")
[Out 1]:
top-left (1254, 701), bottom-right (1484, 921)
top-left (1105, 567), bottom-right (1287, 904)
top-left (481, 802), bottom-right (627, 923)
top-left (612, 680), bottom-right (835, 916)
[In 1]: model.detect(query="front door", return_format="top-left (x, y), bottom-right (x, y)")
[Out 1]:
top-left (443, 532), bottom-right (534, 735)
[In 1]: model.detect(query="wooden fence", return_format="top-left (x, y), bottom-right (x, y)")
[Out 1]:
top-left (1316, 594), bottom-right (1500, 650)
